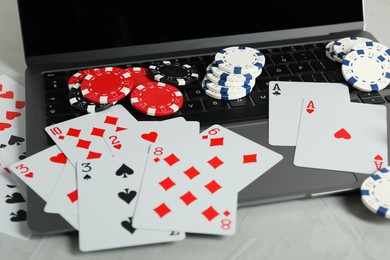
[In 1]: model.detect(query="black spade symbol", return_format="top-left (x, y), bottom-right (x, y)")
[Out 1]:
top-left (115, 164), bottom-right (134, 178)
top-left (8, 135), bottom-right (25, 146)
top-left (10, 210), bottom-right (27, 222)
top-left (121, 217), bottom-right (136, 234)
top-left (5, 192), bottom-right (26, 203)
top-left (118, 189), bottom-right (137, 204)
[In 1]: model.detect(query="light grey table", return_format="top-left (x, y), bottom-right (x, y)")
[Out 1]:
top-left (1, 1), bottom-right (389, 259)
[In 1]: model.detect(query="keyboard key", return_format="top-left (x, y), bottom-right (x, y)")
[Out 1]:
top-left (46, 114), bottom-right (76, 126)
top-left (46, 103), bottom-right (75, 116)
top-left (311, 60), bottom-right (338, 72)
top-left (293, 51), bottom-right (316, 62)
top-left (229, 96), bottom-right (253, 107)
top-left (358, 92), bottom-right (381, 99)
top-left (180, 100), bottom-right (204, 113)
top-left (289, 62), bottom-right (313, 74)
top-left (251, 92), bottom-right (268, 105)
top-left (45, 78), bottom-right (68, 91)
top-left (314, 49), bottom-right (328, 60)
top-left (360, 97), bottom-right (385, 104)
top-left (301, 73), bottom-right (326, 82)
top-left (185, 85), bottom-right (207, 99)
top-left (43, 71), bottom-right (67, 79)
top-left (266, 65), bottom-right (291, 77)
top-left (282, 46), bottom-right (304, 52)
top-left (278, 75), bottom-right (301, 82)
top-left (304, 43), bottom-right (325, 50)
top-left (271, 53), bottom-right (294, 64)
top-left (260, 48), bottom-right (281, 54)
top-left (324, 70), bottom-right (345, 82)
top-left (256, 77), bottom-right (277, 90)
top-left (203, 99), bottom-right (229, 110)
top-left (45, 90), bottom-right (69, 104)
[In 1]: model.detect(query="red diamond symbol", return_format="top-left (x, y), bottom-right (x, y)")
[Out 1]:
top-left (154, 203), bottom-right (171, 218)
top-left (204, 180), bottom-right (221, 194)
top-left (223, 210), bottom-right (230, 217)
top-left (183, 166), bottom-right (200, 180)
top-left (67, 190), bottom-right (78, 203)
top-left (202, 135), bottom-right (208, 139)
top-left (208, 156), bottom-right (224, 169)
top-left (243, 153), bottom-right (257, 164)
top-left (104, 116), bottom-right (118, 125)
top-left (76, 139), bottom-right (91, 149)
top-left (59, 135), bottom-right (64, 140)
top-left (154, 157), bottom-right (160, 163)
top-left (87, 151), bottom-right (102, 159)
top-left (202, 206), bottom-right (219, 221)
top-left (67, 128), bottom-right (81, 138)
top-left (159, 177), bottom-right (176, 191)
top-left (210, 137), bottom-right (224, 147)
top-left (164, 153), bottom-right (180, 166)
top-left (180, 191), bottom-right (197, 206)
top-left (90, 127), bottom-right (105, 137)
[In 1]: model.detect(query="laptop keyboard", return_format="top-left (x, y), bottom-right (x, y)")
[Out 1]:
top-left (42, 41), bottom-right (390, 145)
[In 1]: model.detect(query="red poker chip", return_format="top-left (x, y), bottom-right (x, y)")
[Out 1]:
top-left (125, 67), bottom-right (153, 88)
top-left (80, 67), bottom-right (133, 104)
top-left (67, 68), bottom-right (99, 90)
top-left (130, 81), bottom-right (183, 116)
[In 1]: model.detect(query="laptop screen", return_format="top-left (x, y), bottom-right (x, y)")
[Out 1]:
top-left (18, 0), bottom-right (363, 57)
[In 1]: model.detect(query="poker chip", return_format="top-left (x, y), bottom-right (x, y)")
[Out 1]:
top-left (205, 65), bottom-right (255, 87)
top-left (351, 41), bottom-right (390, 58)
top-left (67, 69), bottom-right (99, 90)
top-left (68, 88), bottom-right (112, 113)
top-left (332, 37), bottom-right (371, 61)
top-left (130, 81), bottom-right (183, 116)
top-left (210, 62), bottom-right (260, 82)
top-left (148, 61), bottom-right (199, 86)
top-left (361, 167), bottom-right (390, 219)
top-left (202, 78), bottom-right (253, 96)
top-left (202, 79), bottom-right (249, 101)
top-left (325, 41), bottom-right (338, 62)
top-left (341, 47), bottom-right (390, 92)
top-left (125, 67), bottom-right (153, 88)
top-left (80, 67), bottom-right (133, 104)
top-left (214, 46), bottom-right (265, 74)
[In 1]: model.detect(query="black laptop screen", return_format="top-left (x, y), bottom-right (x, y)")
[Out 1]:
top-left (18, 0), bottom-right (364, 57)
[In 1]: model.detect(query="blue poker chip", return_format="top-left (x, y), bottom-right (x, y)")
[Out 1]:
top-left (361, 166), bottom-right (390, 219)
top-left (214, 46), bottom-right (265, 74)
top-left (205, 65), bottom-right (255, 88)
top-left (341, 47), bottom-right (390, 92)
top-left (201, 79), bottom-right (250, 101)
top-left (333, 37), bottom-right (371, 61)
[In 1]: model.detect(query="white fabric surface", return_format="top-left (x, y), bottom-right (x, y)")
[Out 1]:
top-left (0, 0), bottom-right (389, 259)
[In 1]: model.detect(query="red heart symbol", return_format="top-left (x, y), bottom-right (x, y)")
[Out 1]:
top-left (334, 128), bottom-right (351, 140)
top-left (113, 144), bottom-right (122, 150)
top-left (306, 108), bottom-right (314, 114)
top-left (6, 111), bottom-right (21, 120)
top-left (25, 172), bottom-right (33, 178)
top-left (15, 101), bottom-right (25, 109)
top-left (0, 91), bottom-right (14, 99)
top-left (141, 132), bottom-right (158, 143)
top-left (374, 154), bottom-right (383, 161)
top-left (50, 153), bottom-right (67, 164)
top-left (0, 122), bottom-right (12, 131)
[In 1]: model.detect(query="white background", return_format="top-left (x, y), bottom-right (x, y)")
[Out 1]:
top-left (0, 0), bottom-right (390, 259)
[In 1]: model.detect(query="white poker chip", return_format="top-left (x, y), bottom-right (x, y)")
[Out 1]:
top-left (210, 62), bottom-right (261, 82)
top-left (202, 79), bottom-right (250, 101)
top-left (341, 47), bottom-right (390, 92)
top-left (333, 37), bottom-right (372, 60)
top-left (202, 78), bottom-right (253, 96)
top-left (205, 65), bottom-right (256, 88)
top-left (361, 167), bottom-right (390, 219)
top-left (351, 41), bottom-right (390, 59)
top-left (325, 41), bottom-right (338, 62)
top-left (214, 46), bottom-right (265, 74)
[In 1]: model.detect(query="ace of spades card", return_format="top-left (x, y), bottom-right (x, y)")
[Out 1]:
top-left (76, 144), bottom-right (184, 252)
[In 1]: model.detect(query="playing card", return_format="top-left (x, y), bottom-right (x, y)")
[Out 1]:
top-left (76, 153), bottom-right (185, 252)
top-left (104, 117), bottom-right (200, 156)
top-left (133, 143), bottom-right (238, 235)
top-left (200, 125), bottom-right (283, 191)
top-left (294, 98), bottom-right (388, 174)
top-left (0, 75), bottom-right (26, 167)
top-left (8, 146), bottom-right (79, 230)
top-left (268, 81), bottom-right (350, 146)
top-left (0, 156), bottom-right (27, 196)
top-left (0, 166), bottom-right (32, 240)
top-left (45, 105), bottom-right (135, 166)
top-left (44, 162), bottom-right (78, 215)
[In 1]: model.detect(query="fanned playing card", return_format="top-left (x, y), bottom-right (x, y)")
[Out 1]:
top-left (294, 98), bottom-right (388, 174)
top-left (268, 81), bottom-right (350, 146)
top-left (133, 143), bottom-right (238, 235)
top-left (200, 125), bottom-right (283, 191)
top-left (0, 166), bottom-right (31, 240)
top-left (76, 153), bottom-right (185, 252)
top-left (0, 75), bottom-right (26, 167)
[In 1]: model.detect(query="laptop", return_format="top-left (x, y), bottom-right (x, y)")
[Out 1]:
top-left (17, 0), bottom-right (389, 235)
